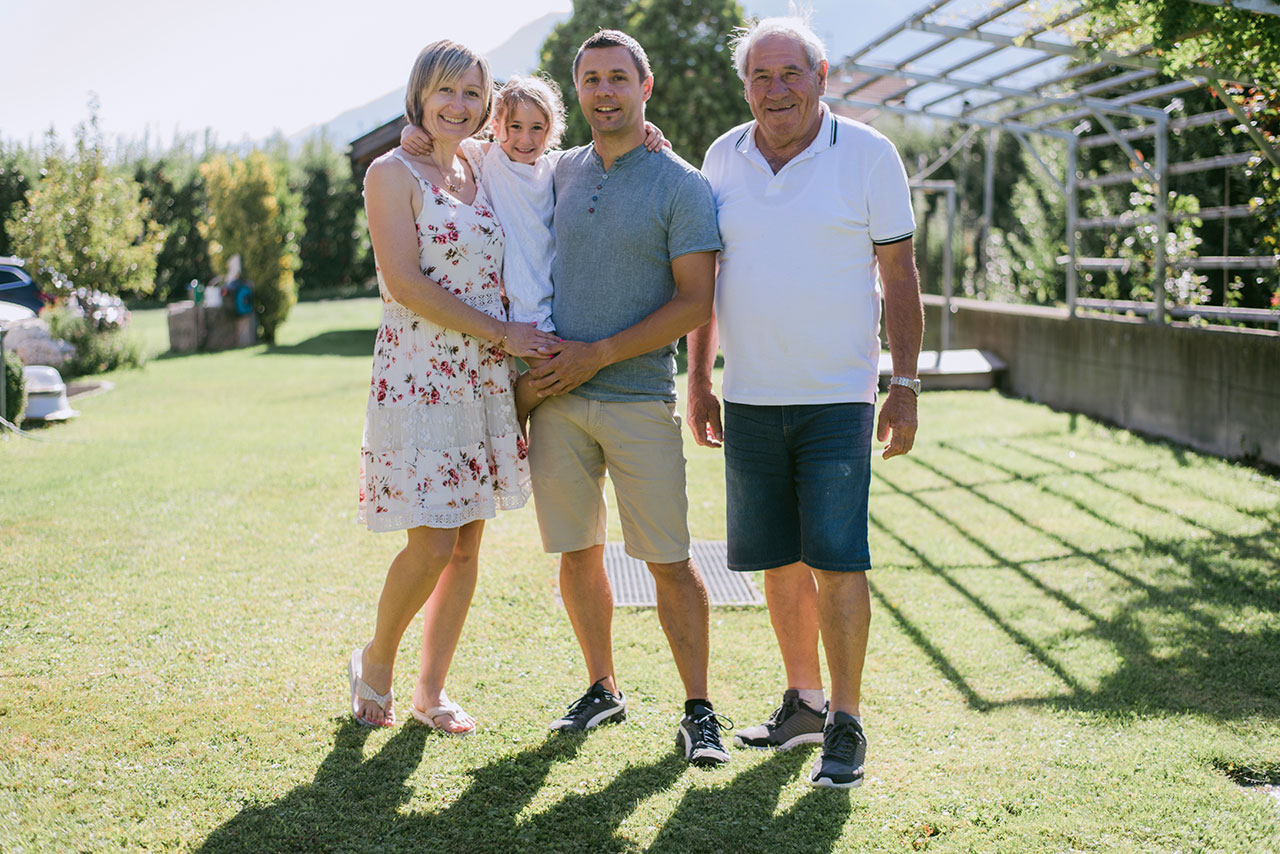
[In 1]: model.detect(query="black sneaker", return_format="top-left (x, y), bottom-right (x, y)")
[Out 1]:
top-left (548, 678), bottom-right (627, 732)
top-left (809, 711), bottom-right (866, 789)
top-left (733, 689), bottom-right (826, 750)
top-left (676, 703), bottom-right (732, 767)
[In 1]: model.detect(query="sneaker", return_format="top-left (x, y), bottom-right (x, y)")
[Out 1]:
top-left (809, 711), bottom-right (866, 789)
top-left (733, 689), bottom-right (826, 750)
top-left (548, 678), bottom-right (626, 732)
top-left (675, 703), bottom-right (732, 767)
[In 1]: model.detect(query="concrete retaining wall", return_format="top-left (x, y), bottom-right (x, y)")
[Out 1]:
top-left (919, 295), bottom-right (1280, 467)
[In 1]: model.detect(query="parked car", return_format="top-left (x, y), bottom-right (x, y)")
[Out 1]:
top-left (0, 257), bottom-right (52, 315)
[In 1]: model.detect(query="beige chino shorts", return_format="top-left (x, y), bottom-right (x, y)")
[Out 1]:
top-left (528, 394), bottom-right (691, 564)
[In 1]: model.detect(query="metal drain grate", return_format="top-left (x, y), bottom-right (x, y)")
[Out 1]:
top-left (602, 540), bottom-right (763, 607)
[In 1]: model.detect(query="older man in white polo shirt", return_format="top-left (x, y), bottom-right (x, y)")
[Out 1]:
top-left (687, 16), bottom-right (923, 789)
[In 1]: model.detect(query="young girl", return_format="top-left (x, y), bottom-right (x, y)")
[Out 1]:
top-left (402, 74), bottom-right (666, 422)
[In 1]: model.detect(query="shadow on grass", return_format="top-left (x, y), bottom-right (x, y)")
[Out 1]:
top-left (264, 329), bottom-right (377, 358)
top-left (869, 427), bottom-right (1280, 723)
top-left (196, 722), bottom-right (845, 854)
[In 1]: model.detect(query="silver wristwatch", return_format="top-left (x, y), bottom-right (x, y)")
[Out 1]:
top-left (888, 375), bottom-right (921, 397)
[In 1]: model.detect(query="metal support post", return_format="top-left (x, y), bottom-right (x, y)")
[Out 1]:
top-left (1153, 115), bottom-right (1169, 324)
top-left (944, 184), bottom-right (956, 354)
top-left (0, 327), bottom-right (7, 427)
top-left (981, 130), bottom-right (997, 296)
top-left (1066, 138), bottom-right (1079, 317)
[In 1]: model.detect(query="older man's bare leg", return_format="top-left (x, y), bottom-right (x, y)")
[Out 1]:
top-left (763, 562), bottom-right (823, 691)
top-left (813, 568), bottom-right (871, 715)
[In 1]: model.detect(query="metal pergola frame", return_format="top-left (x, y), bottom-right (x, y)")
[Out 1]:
top-left (826, 0), bottom-right (1280, 326)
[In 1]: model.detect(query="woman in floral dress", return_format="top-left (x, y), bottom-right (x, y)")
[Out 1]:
top-left (351, 40), bottom-right (560, 732)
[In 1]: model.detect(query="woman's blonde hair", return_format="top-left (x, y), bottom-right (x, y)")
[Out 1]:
top-left (493, 74), bottom-right (567, 151)
top-left (404, 40), bottom-right (494, 136)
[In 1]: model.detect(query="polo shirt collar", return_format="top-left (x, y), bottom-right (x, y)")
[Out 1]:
top-left (735, 103), bottom-right (837, 171)
top-left (589, 142), bottom-right (647, 171)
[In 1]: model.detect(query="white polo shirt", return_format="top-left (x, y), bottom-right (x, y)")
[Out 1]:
top-left (702, 104), bottom-right (915, 405)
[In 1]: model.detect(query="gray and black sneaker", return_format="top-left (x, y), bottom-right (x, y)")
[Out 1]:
top-left (809, 711), bottom-right (866, 789)
top-left (676, 703), bottom-right (732, 767)
top-left (548, 678), bottom-right (627, 732)
top-left (733, 689), bottom-right (826, 750)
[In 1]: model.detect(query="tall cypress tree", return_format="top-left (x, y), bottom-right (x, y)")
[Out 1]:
top-left (538, 0), bottom-right (750, 160)
top-left (295, 138), bottom-right (367, 294)
top-left (539, 0), bottom-right (636, 150)
top-left (628, 0), bottom-right (752, 162)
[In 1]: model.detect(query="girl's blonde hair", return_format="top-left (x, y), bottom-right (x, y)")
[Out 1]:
top-left (492, 74), bottom-right (567, 151)
top-left (404, 40), bottom-right (494, 136)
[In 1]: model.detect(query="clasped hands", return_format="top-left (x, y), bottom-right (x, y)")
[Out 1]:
top-left (494, 324), bottom-right (603, 397)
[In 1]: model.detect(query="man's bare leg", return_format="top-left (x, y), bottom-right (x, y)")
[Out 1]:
top-left (763, 562), bottom-right (824, 691)
top-left (812, 568), bottom-right (871, 715)
top-left (648, 557), bottom-right (711, 701)
top-left (559, 544), bottom-right (617, 694)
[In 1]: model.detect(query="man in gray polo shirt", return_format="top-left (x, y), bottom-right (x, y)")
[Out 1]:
top-left (525, 29), bottom-right (728, 766)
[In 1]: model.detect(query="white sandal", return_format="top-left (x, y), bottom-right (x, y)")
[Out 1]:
top-left (348, 648), bottom-right (395, 727)
top-left (411, 700), bottom-right (476, 736)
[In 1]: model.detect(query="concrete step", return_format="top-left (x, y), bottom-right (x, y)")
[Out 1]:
top-left (878, 348), bottom-right (1007, 391)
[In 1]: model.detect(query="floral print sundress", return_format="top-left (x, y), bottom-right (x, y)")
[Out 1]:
top-left (358, 151), bottom-right (530, 531)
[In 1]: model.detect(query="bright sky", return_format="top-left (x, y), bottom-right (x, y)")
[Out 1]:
top-left (1, 0), bottom-right (904, 149)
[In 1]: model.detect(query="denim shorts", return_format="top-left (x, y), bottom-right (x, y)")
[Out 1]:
top-left (723, 401), bottom-right (874, 573)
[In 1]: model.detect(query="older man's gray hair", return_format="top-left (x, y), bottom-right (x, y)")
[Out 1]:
top-left (731, 16), bottom-right (828, 81)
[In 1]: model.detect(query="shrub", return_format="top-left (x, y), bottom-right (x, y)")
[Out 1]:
top-left (45, 308), bottom-right (145, 378)
top-left (5, 111), bottom-right (162, 299)
top-left (2, 348), bottom-right (25, 426)
top-left (200, 152), bottom-right (300, 345)
top-left (64, 286), bottom-right (131, 332)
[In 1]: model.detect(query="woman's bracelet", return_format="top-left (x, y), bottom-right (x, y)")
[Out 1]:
top-left (495, 322), bottom-right (508, 350)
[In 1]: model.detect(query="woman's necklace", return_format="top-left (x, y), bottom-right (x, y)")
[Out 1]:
top-left (430, 158), bottom-right (464, 194)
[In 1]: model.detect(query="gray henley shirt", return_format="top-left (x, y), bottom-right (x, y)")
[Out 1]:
top-left (551, 143), bottom-right (722, 401)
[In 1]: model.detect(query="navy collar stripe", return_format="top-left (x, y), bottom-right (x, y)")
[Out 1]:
top-left (739, 111), bottom-right (837, 152)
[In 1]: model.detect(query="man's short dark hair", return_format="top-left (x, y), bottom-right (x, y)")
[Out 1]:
top-left (573, 29), bottom-right (652, 81)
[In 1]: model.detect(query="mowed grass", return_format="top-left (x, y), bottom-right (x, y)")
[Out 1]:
top-left (2, 298), bottom-right (1278, 853)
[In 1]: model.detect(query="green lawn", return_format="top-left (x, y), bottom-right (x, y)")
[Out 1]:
top-left (3, 298), bottom-right (1278, 853)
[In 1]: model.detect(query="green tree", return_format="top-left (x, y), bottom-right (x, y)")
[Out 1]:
top-left (538, 0), bottom-right (750, 160)
top-left (294, 137), bottom-right (369, 293)
top-left (200, 152), bottom-right (300, 345)
top-left (628, 0), bottom-right (752, 160)
top-left (1079, 0), bottom-right (1280, 270)
top-left (134, 157), bottom-right (214, 303)
top-left (539, 0), bottom-right (635, 149)
top-left (0, 142), bottom-right (35, 259)
top-left (1081, 1), bottom-right (1280, 86)
top-left (5, 115), bottom-right (161, 297)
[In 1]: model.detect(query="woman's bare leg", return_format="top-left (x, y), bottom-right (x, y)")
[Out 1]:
top-left (357, 525), bottom-right (460, 725)
top-left (414, 519), bottom-right (485, 732)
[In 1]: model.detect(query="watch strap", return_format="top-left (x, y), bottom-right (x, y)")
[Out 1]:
top-left (889, 375), bottom-right (921, 396)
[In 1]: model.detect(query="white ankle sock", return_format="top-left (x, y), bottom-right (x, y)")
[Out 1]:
top-left (796, 688), bottom-right (826, 710)
top-left (827, 711), bottom-right (862, 727)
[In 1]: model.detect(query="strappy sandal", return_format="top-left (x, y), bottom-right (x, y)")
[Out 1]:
top-left (411, 700), bottom-right (476, 736)
top-left (348, 648), bottom-right (396, 727)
